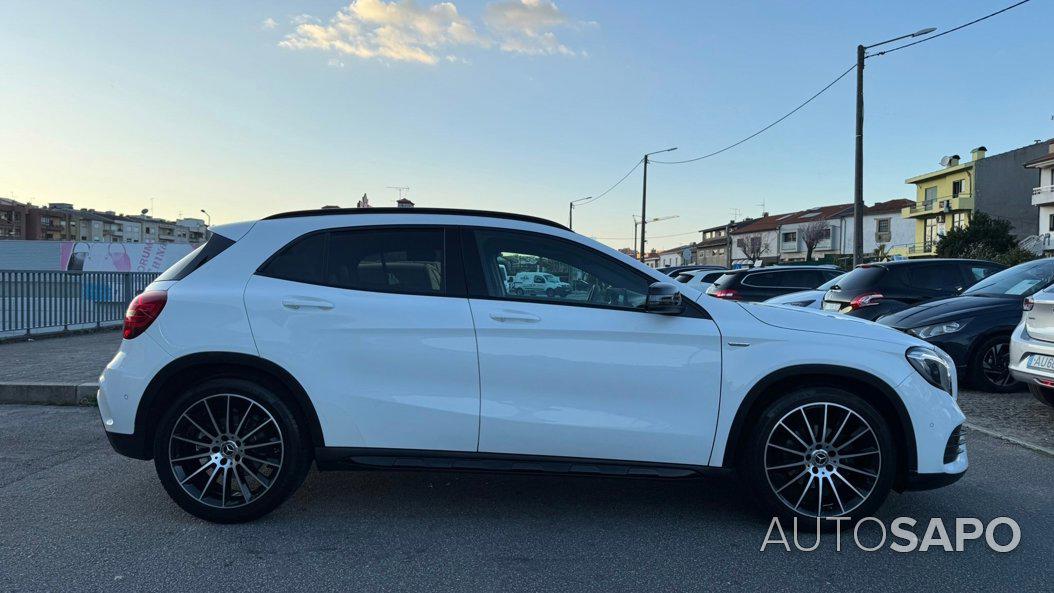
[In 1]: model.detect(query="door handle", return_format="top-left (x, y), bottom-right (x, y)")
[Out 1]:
top-left (282, 297), bottom-right (334, 311)
top-left (489, 310), bottom-right (541, 323)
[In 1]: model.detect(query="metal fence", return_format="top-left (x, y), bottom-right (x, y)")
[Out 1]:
top-left (0, 271), bottom-right (159, 336)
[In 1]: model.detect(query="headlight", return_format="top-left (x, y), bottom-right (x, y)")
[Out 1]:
top-left (906, 346), bottom-right (954, 395)
top-left (909, 318), bottom-right (971, 339)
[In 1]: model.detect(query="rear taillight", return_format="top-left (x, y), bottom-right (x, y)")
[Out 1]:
top-left (1024, 297), bottom-right (1034, 311)
top-left (123, 291), bottom-right (167, 339)
top-left (850, 292), bottom-right (883, 309)
top-left (711, 289), bottom-right (742, 300)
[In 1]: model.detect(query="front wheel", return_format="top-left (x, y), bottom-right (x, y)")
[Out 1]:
top-left (742, 386), bottom-right (896, 523)
top-left (153, 378), bottom-right (311, 523)
top-left (970, 336), bottom-right (1019, 393)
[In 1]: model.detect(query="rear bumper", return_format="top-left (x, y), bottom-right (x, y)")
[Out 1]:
top-left (1009, 322), bottom-right (1054, 384)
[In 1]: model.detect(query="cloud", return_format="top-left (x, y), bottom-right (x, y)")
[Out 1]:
top-left (261, 17), bottom-right (278, 30)
top-left (278, 0), bottom-right (589, 65)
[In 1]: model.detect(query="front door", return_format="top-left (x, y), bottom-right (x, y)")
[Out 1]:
top-left (463, 227), bottom-right (722, 466)
top-left (244, 226), bottom-right (480, 451)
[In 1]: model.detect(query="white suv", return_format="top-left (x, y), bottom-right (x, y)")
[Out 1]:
top-left (99, 208), bottom-right (967, 523)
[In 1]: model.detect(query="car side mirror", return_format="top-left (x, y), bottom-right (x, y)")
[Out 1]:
top-left (645, 282), bottom-right (685, 315)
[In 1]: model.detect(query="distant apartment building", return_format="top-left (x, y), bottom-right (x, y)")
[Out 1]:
top-left (834, 199), bottom-right (915, 257)
top-left (696, 223), bottom-right (734, 267)
top-left (896, 142), bottom-right (1046, 257)
top-left (0, 198), bottom-right (27, 239)
top-left (730, 212), bottom-right (784, 266)
top-left (1025, 140), bottom-right (1054, 254)
top-left (776, 204), bottom-right (852, 263)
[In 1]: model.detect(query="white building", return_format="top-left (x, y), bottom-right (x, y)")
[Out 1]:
top-left (833, 199), bottom-right (916, 258)
top-left (1025, 141), bottom-right (1054, 253)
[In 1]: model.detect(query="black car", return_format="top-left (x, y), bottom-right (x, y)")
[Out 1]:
top-left (659, 264), bottom-right (725, 277)
top-left (821, 259), bottom-right (1005, 321)
top-left (879, 259), bottom-right (1054, 392)
top-left (706, 266), bottom-right (843, 302)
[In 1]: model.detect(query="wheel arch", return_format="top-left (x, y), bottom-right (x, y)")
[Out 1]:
top-left (134, 352), bottom-right (325, 459)
top-left (722, 364), bottom-right (917, 480)
top-left (964, 325), bottom-right (1015, 368)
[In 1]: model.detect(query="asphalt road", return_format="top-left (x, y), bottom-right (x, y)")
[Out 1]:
top-left (1, 405), bottom-right (1051, 592)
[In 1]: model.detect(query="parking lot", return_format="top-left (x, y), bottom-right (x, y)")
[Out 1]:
top-left (0, 400), bottom-right (1051, 592)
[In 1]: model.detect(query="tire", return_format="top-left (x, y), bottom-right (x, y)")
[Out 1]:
top-left (969, 336), bottom-right (1019, 393)
top-left (742, 386), bottom-right (896, 524)
top-left (153, 378), bottom-right (312, 523)
top-left (546, 288), bottom-right (555, 297)
top-left (1029, 383), bottom-right (1054, 408)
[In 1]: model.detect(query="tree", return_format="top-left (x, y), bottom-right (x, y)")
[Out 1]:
top-left (799, 221), bottom-right (829, 262)
top-left (737, 234), bottom-right (770, 267)
top-left (935, 211), bottom-right (1017, 258)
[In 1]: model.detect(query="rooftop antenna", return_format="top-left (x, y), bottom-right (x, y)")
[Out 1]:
top-left (729, 207), bottom-right (741, 221)
top-left (756, 198), bottom-right (766, 216)
top-left (387, 186), bottom-right (410, 202)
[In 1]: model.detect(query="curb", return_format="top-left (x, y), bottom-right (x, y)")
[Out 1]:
top-left (0, 382), bottom-right (98, 406)
top-left (963, 422), bottom-right (1054, 457)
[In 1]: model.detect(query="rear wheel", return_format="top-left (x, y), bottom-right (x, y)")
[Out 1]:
top-left (970, 336), bottom-right (1018, 393)
top-left (153, 378), bottom-right (311, 523)
top-left (742, 387), bottom-right (896, 523)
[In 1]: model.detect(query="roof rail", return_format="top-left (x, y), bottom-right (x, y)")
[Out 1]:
top-left (261, 207), bottom-right (569, 230)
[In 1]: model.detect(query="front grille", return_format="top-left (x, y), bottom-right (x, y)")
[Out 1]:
top-left (943, 425), bottom-right (964, 464)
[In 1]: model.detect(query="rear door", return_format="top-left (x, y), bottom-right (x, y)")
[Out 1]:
top-left (243, 226), bottom-right (480, 451)
top-left (897, 262), bottom-right (969, 303)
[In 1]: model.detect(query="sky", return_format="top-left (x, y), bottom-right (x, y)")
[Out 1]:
top-left (1, 0), bottom-right (1051, 251)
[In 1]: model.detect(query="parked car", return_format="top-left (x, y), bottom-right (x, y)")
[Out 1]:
top-left (674, 268), bottom-right (727, 292)
top-left (100, 207), bottom-right (965, 524)
top-left (510, 271), bottom-right (570, 297)
top-left (1010, 275), bottom-right (1054, 408)
top-left (881, 259), bottom-right (1054, 392)
top-left (706, 266), bottom-right (843, 302)
top-left (659, 264), bottom-right (725, 277)
top-left (764, 273), bottom-right (849, 309)
top-left (821, 259), bottom-right (1005, 321)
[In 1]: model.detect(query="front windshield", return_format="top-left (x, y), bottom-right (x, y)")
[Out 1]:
top-left (963, 260), bottom-right (1054, 297)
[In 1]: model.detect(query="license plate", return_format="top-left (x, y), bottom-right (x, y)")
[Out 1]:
top-left (822, 301), bottom-right (841, 312)
top-left (1027, 354), bottom-right (1054, 371)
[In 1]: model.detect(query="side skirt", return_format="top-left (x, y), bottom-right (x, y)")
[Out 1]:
top-left (314, 447), bottom-right (730, 479)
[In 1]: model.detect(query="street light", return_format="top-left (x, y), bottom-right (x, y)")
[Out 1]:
top-left (568, 196), bottom-right (594, 230)
top-left (640, 147), bottom-right (678, 260)
top-left (200, 209), bottom-right (211, 227)
top-left (852, 26), bottom-right (936, 266)
top-left (633, 214), bottom-right (678, 262)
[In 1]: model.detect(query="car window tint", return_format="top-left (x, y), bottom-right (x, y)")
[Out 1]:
top-left (903, 264), bottom-right (962, 292)
top-left (742, 271), bottom-right (781, 287)
top-left (780, 270), bottom-right (816, 288)
top-left (834, 266), bottom-right (886, 290)
top-left (472, 229), bottom-right (648, 309)
top-left (964, 264), bottom-right (1002, 283)
top-left (259, 232), bottom-right (326, 284)
top-left (326, 228), bottom-right (444, 294)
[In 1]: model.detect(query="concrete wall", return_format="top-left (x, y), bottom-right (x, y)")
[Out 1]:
top-left (975, 143), bottom-right (1046, 238)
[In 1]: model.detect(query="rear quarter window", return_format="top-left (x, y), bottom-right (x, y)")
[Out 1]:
top-left (156, 234), bottom-right (235, 281)
top-left (258, 232), bottom-right (326, 284)
top-left (833, 266), bottom-right (886, 290)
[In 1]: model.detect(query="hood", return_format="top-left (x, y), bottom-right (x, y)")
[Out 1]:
top-left (739, 301), bottom-right (916, 346)
top-left (878, 295), bottom-right (1020, 330)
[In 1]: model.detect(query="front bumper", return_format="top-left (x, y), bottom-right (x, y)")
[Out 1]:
top-left (895, 369), bottom-right (968, 482)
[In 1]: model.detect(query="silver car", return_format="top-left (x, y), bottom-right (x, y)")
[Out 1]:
top-left (1009, 287), bottom-right (1054, 408)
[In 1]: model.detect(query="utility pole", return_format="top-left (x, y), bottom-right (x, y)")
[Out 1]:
top-left (634, 214), bottom-right (678, 261)
top-left (852, 26), bottom-right (935, 266)
top-left (852, 43), bottom-right (865, 267)
top-left (639, 147), bottom-right (677, 260)
top-left (725, 219), bottom-right (734, 269)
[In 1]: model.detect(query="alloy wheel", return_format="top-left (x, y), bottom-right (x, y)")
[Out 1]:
top-left (168, 394), bottom-right (284, 509)
top-left (981, 342), bottom-right (1014, 388)
top-left (764, 402), bottom-right (881, 518)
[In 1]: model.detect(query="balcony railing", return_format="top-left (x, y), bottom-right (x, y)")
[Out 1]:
top-left (903, 194), bottom-right (973, 217)
top-left (907, 241), bottom-right (936, 255)
top-left (1032, 185), bottom-right (1054, 206)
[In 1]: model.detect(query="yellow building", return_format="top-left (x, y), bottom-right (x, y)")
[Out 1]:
top-left (893, 148), bottom-right (983, 257)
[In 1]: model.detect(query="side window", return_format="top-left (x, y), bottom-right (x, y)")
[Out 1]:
top-left (259, 232), bottom-right (326, 284)
top-left (470, 228), bottom-right (649, 309)
top-left (742, 272), bottom-right (780, 287)
top-left (905, 264), bottom-right (962, 292)
top-left (326, 228), bottom-right (445, 294)
top-left (779, 270), bottom-right (816, 288)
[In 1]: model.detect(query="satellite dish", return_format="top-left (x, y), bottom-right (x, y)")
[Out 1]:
top-left (939, 156), bottom-right (952, 167)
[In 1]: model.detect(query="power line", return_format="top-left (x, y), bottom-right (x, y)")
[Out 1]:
top-left (870, 0), bottom-right (1032, 57)
top-left (651, 63), bottom-right (857, 165)
top-left (590, 230), bottom-right (699, 241)
top-left (576, 157), bottom-right (644, 207)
